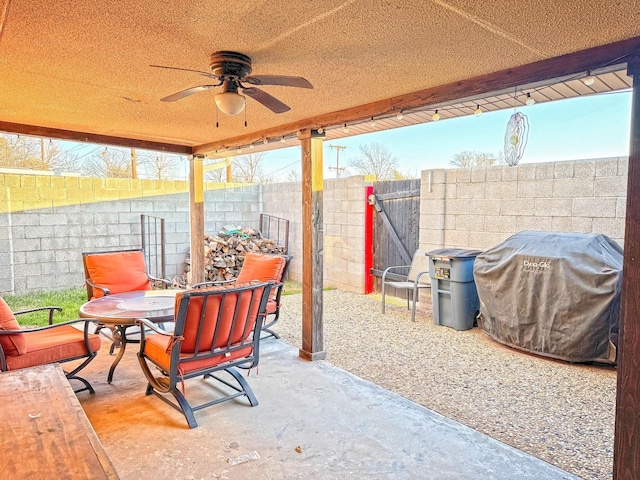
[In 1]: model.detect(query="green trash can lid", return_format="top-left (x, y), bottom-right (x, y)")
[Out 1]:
top-left (426, 248), bottom-right (483, 259)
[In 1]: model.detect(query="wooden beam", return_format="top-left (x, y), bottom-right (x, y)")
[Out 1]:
top-left (0, 121), bottom-right (193, 155)
top-left (193, 36), bottom-right (640, 154)
top-left (298, 129), bottom-right (326, 361)
top-left (614, 51), bottom-right (640, 480)
top-left (188, 155), bottom-right (205, 285)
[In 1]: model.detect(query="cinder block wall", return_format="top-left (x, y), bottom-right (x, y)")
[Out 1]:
top-left (0, 174), bottom-right (261, 294)
top-left (261, 176), bottom-right (369, 293)
top-left (419, 157), bottom-right (628, 253)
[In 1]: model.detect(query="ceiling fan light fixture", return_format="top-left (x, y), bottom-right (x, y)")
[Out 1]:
top-left (214, 91), bottom-right (246, 115)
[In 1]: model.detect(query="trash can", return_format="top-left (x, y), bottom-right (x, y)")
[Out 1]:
top-left (427, 248), bottom-right (482, 331)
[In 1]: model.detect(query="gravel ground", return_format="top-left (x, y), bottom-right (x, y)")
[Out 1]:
top-left (274, 289), bottom-right (616, 480)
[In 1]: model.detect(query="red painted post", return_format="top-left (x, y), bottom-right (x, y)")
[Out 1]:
top-left (364, 185), bottom-right (374, 294)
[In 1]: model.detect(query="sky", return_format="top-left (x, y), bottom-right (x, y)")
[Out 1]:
top-left (260, 89), bottom-right (633, 180)
top-left (57, 89), bottom-right (633, 182)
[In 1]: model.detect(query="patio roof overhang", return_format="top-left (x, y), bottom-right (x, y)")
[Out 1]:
top-left (2, 1), bottom-right (640, 476)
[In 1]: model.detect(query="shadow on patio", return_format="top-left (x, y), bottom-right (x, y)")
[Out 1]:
top-left (78, 297), bottom-right (582, 480)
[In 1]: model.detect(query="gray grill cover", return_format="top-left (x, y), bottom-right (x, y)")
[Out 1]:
top-left (474, 231), bottom-right (622, 363)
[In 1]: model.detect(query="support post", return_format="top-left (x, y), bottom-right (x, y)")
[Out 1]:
top-left (614, 52), bottom-right (640, 479)
top-left (188, 155), bottom-right (205, 285)
top-left (226, 156), bottom-right (233, 183)
top-left (298, 129), bottom-right (326, 361)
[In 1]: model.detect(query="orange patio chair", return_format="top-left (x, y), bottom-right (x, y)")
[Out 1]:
top-left (82, 248), bottom-right (172, 352)
top-left (136, 281), bottom-right (272, 428)
top-left (0, 297), bottom-right (101, 394)
top-left (82, 248), bottom-right (171, 300)
top-left (193, 253), bottom-right (292, 339)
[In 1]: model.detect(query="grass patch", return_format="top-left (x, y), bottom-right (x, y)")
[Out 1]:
top-left (4, 280), bottom-right (323, 326)
top-left (3, 287), bottom-right (87, 326)
top-left (282, 281), bottom-right (333, 296)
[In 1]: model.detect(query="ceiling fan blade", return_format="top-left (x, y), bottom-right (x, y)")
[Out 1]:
top-left (243, 87), bottom-right (291, 113)
top-left (150, 64), bottom-right (219, 80)
top-left (161, 85), bottom-right (216, 102)
top-left (244, 75), bottom-right (313, 89)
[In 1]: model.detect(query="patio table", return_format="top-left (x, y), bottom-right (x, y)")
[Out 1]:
top-left (79, 290), bottom-right (181, 383)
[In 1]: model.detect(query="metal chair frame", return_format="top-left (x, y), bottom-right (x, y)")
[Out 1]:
top-left (381, 249), bottom-right (431, 322)
top-left (137, 282), bottom-right (272, 428)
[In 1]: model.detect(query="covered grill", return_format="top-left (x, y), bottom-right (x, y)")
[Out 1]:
top-left (474, 231), bottom-right (622, 363)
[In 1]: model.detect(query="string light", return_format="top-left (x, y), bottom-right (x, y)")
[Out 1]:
top-left (474, 105), bottom-right (482, 117)
top-left (342, 124), bottom-right (349, 133)
top-left (396, 110), bottom-right (404, 120)
top-left (583, 73), bottom-right (595, 86)
top-left (280, 136), bottom-right (286, 143)
top-left (432, 110), bottom-right (440, 121)
top-left (525, 93), bottom-right (535, 106)
top-left (263, 138), bottom-right (268, 145)
top-left (237, 148), bottom-right (242, 154)
top-left (317, 127), bottom-right (324, 134)
top-left (369, 118), bottom-right (376, 127)
top-left (249, 143), bottom-right (254, 149)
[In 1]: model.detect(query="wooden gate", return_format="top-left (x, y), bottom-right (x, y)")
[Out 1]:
top-left (369, 179), bottom-right (421, 292)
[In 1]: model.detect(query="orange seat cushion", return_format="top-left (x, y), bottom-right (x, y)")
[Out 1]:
top-left (236, 254), bottom-right (286, 304)
top-left (236, 254), bottom-right (286, 284)
top-left (0, 297), bottom-right (26, 356)
top-left (85, 251), bottom-right (152, 298)
top-left (4, 325), bottom-right (101, 371)
top-left (143, 334), bottom-right (252, 375)
top-left (266, 299), bottom-right (277, 315)
top-left (142, 285), bottom-right (265, 374)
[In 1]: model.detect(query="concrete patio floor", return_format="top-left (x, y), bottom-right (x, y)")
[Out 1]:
top-left (78, 338), bottom-right (579, 480)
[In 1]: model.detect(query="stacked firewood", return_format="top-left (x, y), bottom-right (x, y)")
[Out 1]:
top-left (174, 226), bottom-right (286, 287)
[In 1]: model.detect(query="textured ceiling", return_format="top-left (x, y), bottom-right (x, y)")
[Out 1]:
top-left (0, 0), bottom-right (639, 153)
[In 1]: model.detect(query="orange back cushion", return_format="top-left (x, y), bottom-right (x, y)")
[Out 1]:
top-left (236, 253), bottom-right (286, 284)
top-left (85, 251), bottom-right (151, 298)
top-left (0, 297), bottom-right (26, 356)
top-left (176, 284), bottom-right (265, 354)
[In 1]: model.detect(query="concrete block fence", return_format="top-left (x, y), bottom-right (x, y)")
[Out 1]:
top-left (419, 157), bottom-right (628, 254)
top-left (0, 157), bottom-right (629, 296)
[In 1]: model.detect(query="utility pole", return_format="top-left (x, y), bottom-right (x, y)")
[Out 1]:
top-left (130, 148), bottom-right (138, 179)
top-left (328, 144), bottom-right (346, 178)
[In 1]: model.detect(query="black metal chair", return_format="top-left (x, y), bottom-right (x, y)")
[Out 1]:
top-left (136, 281), bottom-right (272, 428)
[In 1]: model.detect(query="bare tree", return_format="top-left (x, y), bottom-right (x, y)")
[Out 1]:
top-left (347, 142), bottom-right (399, 180)
top-left (450, 150), bottom-right (504, 167)
top-left (232, 152), bottom-right (267, 183)
top-left (286, 168), bottom-right (301, 182)
top-left (138, 152), bottom-right (183, 179)
top-left (204, 162), bottom-right (228, 182)
top-left (83, 148), bottom-right (132, 178)
top-left (0, 134), bottom-right (80, 172)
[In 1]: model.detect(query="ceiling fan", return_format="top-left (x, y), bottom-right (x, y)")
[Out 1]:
top-left (151, 51), bottom-right (313, 115)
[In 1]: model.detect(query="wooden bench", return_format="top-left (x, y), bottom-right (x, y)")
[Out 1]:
top-left (0, 364), bottom-right (119, 479)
